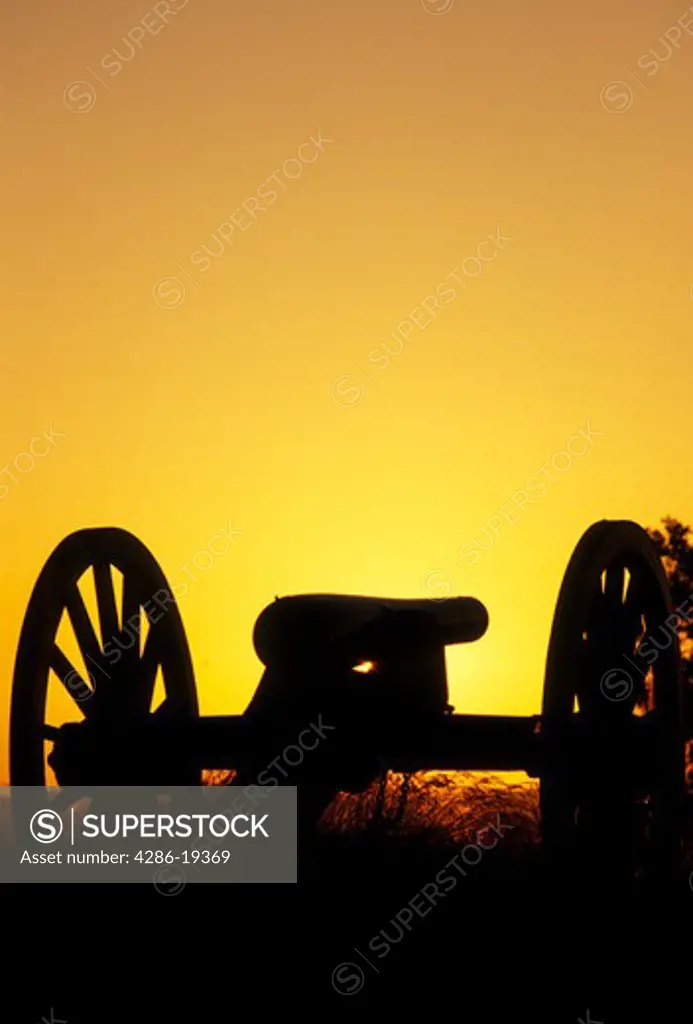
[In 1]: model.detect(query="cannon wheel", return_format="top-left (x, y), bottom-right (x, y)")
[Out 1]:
top-left (10, 528), bottom-right (199, 792)
top-left (540, 519), bottom-right (683, 885)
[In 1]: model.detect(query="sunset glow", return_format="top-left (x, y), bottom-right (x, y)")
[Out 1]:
top-left (2, 0), bottom-right (693, 782)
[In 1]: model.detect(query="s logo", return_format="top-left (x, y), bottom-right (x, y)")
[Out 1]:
top-left (30, 809), bottom-right (64, 844)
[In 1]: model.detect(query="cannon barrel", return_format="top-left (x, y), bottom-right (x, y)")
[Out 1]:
top-left (252, 593), bottom-right (489, 666)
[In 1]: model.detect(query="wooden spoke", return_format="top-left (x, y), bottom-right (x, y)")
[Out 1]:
top-left (604, 563), bottom-right (625, 608)
top-left (94, 562), bottom-right (119, 649)
top-left (65, 580), bottom-right (103, 676)
top-left (623, 564), bottom-right (642, 613)
top-left (121, 574), bottom-right (141, 646)
top-left (49, 645), bottom-right (92, 715)
top-left (623, 567), bottom-right (648, 636)
top-left (139, 629), bottom-right (160, 714)
top-left (585, 575), bottom-right (606, 633)
top-left (114, 573), bottom-right (141, 688)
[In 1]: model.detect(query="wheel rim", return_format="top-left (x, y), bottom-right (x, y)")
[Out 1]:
top-left (540, 519), bottom-right (683, 882)
top-left (10, 528), bottom-right (199, 790)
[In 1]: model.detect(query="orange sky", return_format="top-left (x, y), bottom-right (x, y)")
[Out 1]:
top-left (1, 0), bottom-right (693, 781)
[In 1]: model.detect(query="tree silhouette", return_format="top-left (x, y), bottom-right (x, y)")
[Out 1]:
top-left (647, 517), bottom-right (693, 738)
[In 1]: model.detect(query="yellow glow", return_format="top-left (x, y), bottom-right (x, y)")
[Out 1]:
top-left (353, 661), bottom-right (377, 675)
top-left (1, 2), bottom-right (693, 782)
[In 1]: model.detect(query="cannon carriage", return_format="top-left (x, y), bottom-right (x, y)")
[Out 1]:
top-left (8, 519), bottom-right (686, 884)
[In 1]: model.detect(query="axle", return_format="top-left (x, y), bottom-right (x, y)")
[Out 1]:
top-left (46, 710), bottom-right (673, 789)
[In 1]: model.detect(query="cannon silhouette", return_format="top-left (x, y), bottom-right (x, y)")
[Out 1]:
top-left (9, 520), bottom-right (685, 883)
